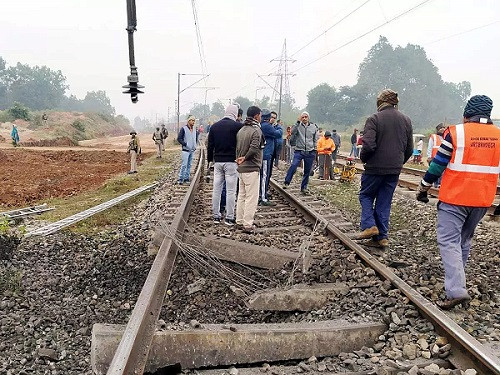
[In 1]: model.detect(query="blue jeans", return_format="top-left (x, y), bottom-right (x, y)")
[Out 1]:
top-left (284, 150), bottom-right (316, 191)
top-left (437, 202), bottom-right (487, 299)
top-left (359, 174), bottom-right (399, 240)
top-left (350, 144), bottom-right (358, 158)
top-left (178, 150), bottom-right (194, 182)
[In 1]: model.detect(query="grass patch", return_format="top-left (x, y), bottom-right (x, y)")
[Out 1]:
top-left (0, 268), bottom-right (22, 295)
top-left (38, 151), bottom-right (174, 233)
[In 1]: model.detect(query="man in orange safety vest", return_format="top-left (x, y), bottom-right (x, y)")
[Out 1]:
top-left (416, 95), bottom-right (500, 310)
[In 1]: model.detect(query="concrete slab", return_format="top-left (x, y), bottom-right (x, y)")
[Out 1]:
top-left (183, 234), bottom-right (299, 269)
top-left (246, 283), bottom-right (350, 311)
top-left (91, 320), bottom-right (386, 373)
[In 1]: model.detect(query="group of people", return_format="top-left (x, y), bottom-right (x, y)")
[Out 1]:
top-left (353, 89), bottom-right (499, 310)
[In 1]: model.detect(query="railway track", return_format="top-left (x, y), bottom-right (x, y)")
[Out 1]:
top-left (91, 149), bottom-right (499, 375)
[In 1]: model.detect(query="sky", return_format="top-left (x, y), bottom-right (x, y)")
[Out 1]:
top-left (1, 0), bottom-right (500, 123)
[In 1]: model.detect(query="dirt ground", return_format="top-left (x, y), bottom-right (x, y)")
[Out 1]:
top-left (0, 148), bottom-right (135, 208)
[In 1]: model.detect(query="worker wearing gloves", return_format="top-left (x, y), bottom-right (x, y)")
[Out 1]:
top-left (417, 95), bottom-right (500, 310)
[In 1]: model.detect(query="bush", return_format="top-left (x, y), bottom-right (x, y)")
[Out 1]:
top-left (0, 110), bottom-right (14, 123)
top-left (29, 114), bottom-right (43, 129)
top-left (7, 102), bottom-right (30, 121)
top-left (72, 119), bottom-right (86, 132)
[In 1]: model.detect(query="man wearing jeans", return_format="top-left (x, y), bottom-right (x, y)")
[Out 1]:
top-left (207, 104), bottom-right (242, 225)
top-left (356, 89), bottom-right (413, 248)
top-left (283, 111), bottom-right (319, 194)
top-left (177, 115), bottom-right (198, 184)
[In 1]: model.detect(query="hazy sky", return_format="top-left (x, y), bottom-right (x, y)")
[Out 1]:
top-left (2, 0), bottom-right (499, 122)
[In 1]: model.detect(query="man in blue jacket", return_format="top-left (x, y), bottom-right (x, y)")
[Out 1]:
top-left (259, 109), bottom-right (282, 205)
top-left (177, 115), bottom-right (198, 184)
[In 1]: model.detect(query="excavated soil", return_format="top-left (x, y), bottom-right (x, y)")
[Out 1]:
top-left (0, 149), bottom-right (134, 207)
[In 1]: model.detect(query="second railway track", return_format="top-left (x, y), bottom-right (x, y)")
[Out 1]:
top-left (92, 149), bottom-right (499, 375)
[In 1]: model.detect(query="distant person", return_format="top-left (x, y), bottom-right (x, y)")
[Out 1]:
top-left (272, 119), bottom-right (284, 168)
top-left (127, 130), bottom-right (141, 174)
top-left (417, 95), bottom-right (500, 310)
top-left (259, 109), bottom-right (282, 205)
top-left (331, 129), bottom-right (341, 164)
top-left (356, 131), bottom-right (364, 159)
top-left (349, 128), bottom-right (358, 158)
top-left (317, 131), bottom-right (335, 180)
top-left (11, 124), bottom-right (19, 147)
top-left (283, 111), bottom-right (319, 194)
top-left (177, 115), bottom-right (198, 184)
top-left (236, 108), bottom-right (244, 123)
top-left (160, 123), bottom-right (169, 151)
top-left (42, 112), bottom-right (48, 125)
top-left (355, 89), bottom-right (413, 249)
top-left (427, 123), bottom-right (446, 187)
top-left (285, 126), bottom-right (293, 163)
top-left (207, 104), bottom-right (242, 226)
top-left (152, 127), bottom-right (163, 158)
top-left (236, 106), bottom-right (265, 233)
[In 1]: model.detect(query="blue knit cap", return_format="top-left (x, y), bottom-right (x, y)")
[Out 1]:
top-left (463, 95), bottom-right (493, 118)
top-left (261, 108), bottom-right (271, 121)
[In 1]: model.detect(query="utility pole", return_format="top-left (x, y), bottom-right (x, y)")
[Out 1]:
top-left (269, 39), bottom-right (296, 120)
top-left (177, 72), bottom-right (210, 134)
top-left (167, 107), bottom-right (170, 125)
top-left (254, 86), bottom-right (267, 103)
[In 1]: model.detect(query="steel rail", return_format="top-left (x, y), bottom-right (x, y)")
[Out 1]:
top-left (270, 178), bottom-right (500, 375)
top-left (27, 183), bottom-right (157, 236)
top-left (106, 149), bottom-right (204, 375)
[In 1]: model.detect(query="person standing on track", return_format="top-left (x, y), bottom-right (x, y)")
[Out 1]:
top-left (283, 111), bottom-right (319, 195)
top-left (259, 110), bottom-right (282, 205)
top-left (127, 130), bottom-right (141, 174)
top-left (427, 123), bottom-right (446, 187)
top-left (236, 106), bottom-right (265, 233)
top-left (177, 115), bottom-right (198, 184)
top-left (152, 126), bottom-right (163, 158)
top-left (317, 131), bottom-right (335, 180)
top-left (349, 128), bottom-right (358, 158)
top-left (417, 95), bottom-right (500, 310)
top-left (330, 129), bottom-right (341, 164)
top-left (355, 89), bottom-right (413, 249)
top-left (207, 104), bottom-right (242, 226)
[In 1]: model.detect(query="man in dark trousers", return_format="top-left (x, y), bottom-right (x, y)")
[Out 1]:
top-left (355, 89), bottom-right (413, 249)
top-left (207, 104), bottom-right (243, 225)
top-left (330, 129), bottom-right (341, 164)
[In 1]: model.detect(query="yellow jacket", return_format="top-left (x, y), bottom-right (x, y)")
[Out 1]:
top-left (317, 136), bottom-right (335, 155)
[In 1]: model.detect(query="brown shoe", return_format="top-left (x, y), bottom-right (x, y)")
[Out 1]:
top-left (378, 239), bottom-right (389, 248)
top-left (242, 225), bottom-right (256, 234)
top-left (437, 297), bottom-right (471, 310)
top-left (355, 226), bottom-right (379, 239)
top-left (362, 239), bottom-right (385, 249)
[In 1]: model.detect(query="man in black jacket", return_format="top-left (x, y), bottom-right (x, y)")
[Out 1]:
top-left (207, 104), bottom-right (243, 225)
top-left (355, 89), bottom-right (413, 249)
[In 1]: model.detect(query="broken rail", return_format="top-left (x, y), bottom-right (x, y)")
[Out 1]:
top-left (103, 149), bottom-right (204, 375)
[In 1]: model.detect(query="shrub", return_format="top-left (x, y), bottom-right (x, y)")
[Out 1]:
top-left (7, 102), bottom-right (30, 121)
top-left (0, 111), bottom-right (14, 123)
top-left (72, 118), bottom-right (86, 132)
top-left (29, 114), bottom-right (43, 129)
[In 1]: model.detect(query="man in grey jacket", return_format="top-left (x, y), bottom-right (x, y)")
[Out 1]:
top-left (283, 111), bottom-right (319, 194)
top-left (236, 106), bottom-right (265, 233)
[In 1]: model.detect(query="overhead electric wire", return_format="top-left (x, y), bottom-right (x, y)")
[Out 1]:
top-left (425, 19), bottom-right (499, 45)
top-left (291, 0), bottom-right (432, 74)
top-left (289, 0), bottom-right (373, 57)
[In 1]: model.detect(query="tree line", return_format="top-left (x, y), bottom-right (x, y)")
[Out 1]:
top-left (0, 57), bottom-right (116, 116)
top-left (188, 36), bottom-right (470, 131)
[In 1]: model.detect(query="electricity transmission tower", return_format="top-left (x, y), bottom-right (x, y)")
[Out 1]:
top-left (270, 39), bottom-right (296, 119)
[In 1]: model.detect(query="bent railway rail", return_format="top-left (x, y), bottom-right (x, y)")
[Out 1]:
top-left (95, 148), bottom-right (499, 375)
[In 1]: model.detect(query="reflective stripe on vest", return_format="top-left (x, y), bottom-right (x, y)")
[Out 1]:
top-left (439, 123), bottom-right (500, 207)
top-left (430, 134), bottom-right (442, 158)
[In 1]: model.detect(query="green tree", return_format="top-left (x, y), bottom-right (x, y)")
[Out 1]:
top-left (8, 102), bottom-right (30, 120)
top-left (4, 62), bottom-right (67, 110)
top-left (255, 95), bottom-right (271, 110)
top-left (233, 96), bottom-right (252, 114)
top-left (306, 83), bottom-right (338, 124)
top-left (188, 103), bottom-right (210, 120)
top-left (210, 101), bottom-right (225, 118)
top-left (81, 90), bottom-right (115, 116)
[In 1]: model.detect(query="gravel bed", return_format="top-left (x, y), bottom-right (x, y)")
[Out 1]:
top-left (0, 152), bottom-right (184, 374)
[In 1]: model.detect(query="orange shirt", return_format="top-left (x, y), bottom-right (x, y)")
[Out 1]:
top-left (317, 136), bottom-right (336, 155)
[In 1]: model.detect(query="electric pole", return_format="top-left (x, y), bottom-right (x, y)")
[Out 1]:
top-left (270, 39), bottom-right (296, 120)
top-left (177, 72), bottom-right (210, 133)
